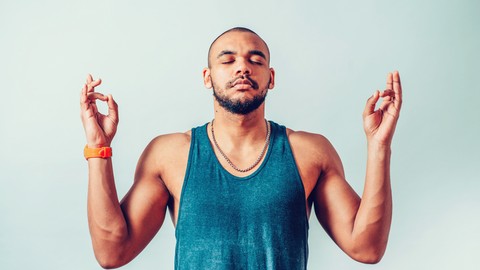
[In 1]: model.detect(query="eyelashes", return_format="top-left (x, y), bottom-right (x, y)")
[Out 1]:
top-left (220, 59), bottom-right (263, 65)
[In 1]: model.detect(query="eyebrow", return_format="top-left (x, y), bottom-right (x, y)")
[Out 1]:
top-left (217, 50), bottom-right (235, 59)
top-left (249, 50), bottom-right (266, 60)
top-left (216, 50), bottom-right (267, 60)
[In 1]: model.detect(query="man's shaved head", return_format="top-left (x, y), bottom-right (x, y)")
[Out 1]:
top-left (207, 27), bottom-right (270, 68)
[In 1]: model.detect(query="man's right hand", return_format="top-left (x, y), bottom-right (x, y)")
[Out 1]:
top-left (80, 74), bottom-right (119, 148)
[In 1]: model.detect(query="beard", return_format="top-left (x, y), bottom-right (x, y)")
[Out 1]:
top-left (212, 76), bottom-right (269, 115)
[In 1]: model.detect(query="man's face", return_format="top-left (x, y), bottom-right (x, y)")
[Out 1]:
top-left (203, 31), bottom-right (275, 115)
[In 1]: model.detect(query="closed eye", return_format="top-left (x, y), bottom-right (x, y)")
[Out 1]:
top-left (250, 60), bottom-right (263, 65)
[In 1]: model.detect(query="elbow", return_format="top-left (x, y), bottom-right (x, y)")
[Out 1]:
top-left (348, 243), bottom-right (387, 264)
top-left (352, 252), bottom-right (384, 264)
top-left (95, 253), bottom-right (126, 269)
top-left (90, 227), bottom-right (131, 268)
top-left (99, 262), bottom-right (119, 269)
top-left (93, 243), bottom-right (130, 269)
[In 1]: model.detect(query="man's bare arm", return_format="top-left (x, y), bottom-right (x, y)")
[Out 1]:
top-left (80, 75), bottom-right (171, 268)
top-left (86, 142), bottom-right (170, 269)
top-left (312, 71), bottom-right (402, 263)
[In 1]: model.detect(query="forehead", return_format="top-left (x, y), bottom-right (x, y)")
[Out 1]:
top-left (210, 31), bottom-right (270, 60)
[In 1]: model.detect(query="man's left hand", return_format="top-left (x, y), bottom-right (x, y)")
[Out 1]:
top-left (363, 71), bottom-right (403, 146)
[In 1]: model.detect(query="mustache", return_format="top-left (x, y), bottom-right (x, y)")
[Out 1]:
top-left (226, 75), bottom-right (259, 90)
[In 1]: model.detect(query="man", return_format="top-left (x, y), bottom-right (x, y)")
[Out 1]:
top-left (80, 27), bottom-right (402, 269)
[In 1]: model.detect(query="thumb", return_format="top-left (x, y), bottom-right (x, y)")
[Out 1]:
top-left (363, 90), bottom-right (380, 117)
top-left (106, 94), bottom-right (119, 124)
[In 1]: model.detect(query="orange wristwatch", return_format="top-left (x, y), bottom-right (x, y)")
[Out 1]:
top-left (84, 145), bottom-right (112, 160)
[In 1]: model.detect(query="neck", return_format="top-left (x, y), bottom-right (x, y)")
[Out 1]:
top-left (211, 102), bottom-right (267, 148)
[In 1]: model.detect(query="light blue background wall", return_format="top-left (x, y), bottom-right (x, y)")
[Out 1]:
top-left (1, 0), bottom-right (479, 269)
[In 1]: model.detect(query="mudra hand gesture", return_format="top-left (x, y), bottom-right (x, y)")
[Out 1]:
top-left (80, 74), bottom-right (119, 148)
top-left (363, 71), bottom-right (402, 146)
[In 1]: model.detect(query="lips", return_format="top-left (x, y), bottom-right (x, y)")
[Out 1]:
top-left (226, 76), bottom-right (259, 90)
top-left (233, 79), bottom-right (253, 87)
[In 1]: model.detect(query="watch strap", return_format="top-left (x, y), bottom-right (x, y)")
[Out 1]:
top-left (84, 145), bottom-right (112, 160)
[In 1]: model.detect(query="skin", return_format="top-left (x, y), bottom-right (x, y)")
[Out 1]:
top-left (80, 30), bottom-right (402, 268)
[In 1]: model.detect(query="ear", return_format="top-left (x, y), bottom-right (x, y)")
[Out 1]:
top-left (203, 68), bottom-right (212, 89)
top-left (268, 67), bottom-right (275, 89)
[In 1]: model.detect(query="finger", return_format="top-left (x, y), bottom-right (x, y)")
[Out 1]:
top-left (87, 79), bottom-right (102, 93)
top-left (80, 84), bottom-right (89, 111)
top-left (86, 74), bottom-right (102, 92)
top-left (80, 84), bottom-right (96, 110)
top-left (91, 78), bottom-right (102, 88)
top-left (87, 92), bottom-right (108, 102)
top-left (378, 97), bottom-right (393, 112)
top-left (379, 89), bottom-right (395, 99)
top-left (80, 84), bottom-right (87, 104)
top-left (87, 74), bottom-right (93, 84)
top-left (392, 71), bottom-right (402, 110)
top-left (363, 90), bottom-right (380, 117)
top-left (106, 94), bottom-right (119, 124)
top-left (386, 72), bottom-right (393, 90)
top-left (378, 88), bottom-right (396, 107)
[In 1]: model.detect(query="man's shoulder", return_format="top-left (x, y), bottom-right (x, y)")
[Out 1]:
top-left (286, 128), bottom-right (331, 148)
top-left (139, 131), bottom-right (192, 177)
top-left (148, 131), bottom-right (192, 153)
top-left (285, 128), bottom-right (338, 164)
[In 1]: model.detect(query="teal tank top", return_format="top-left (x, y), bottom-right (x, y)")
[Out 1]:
top-left (175, 121), bottom-right (309, 270)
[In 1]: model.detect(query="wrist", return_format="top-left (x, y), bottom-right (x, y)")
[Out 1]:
top-left (367, 142), bottom-right (391, 161)
top-left (367, 140), bottom-right (391, 150)
top-left (366, 135), bottom-right (392, 149)
top-left (86, 138), bottom-right (111, 148)
top-left (87, 143), bottom-right (111, 148)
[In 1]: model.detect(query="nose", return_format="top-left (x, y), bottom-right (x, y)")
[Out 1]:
top-left (235, 58), bottom-right (252, 76)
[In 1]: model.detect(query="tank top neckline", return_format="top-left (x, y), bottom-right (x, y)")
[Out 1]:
top-left (202, 120), bottom-right (276, 181)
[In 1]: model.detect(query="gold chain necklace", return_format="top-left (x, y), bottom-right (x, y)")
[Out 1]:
top-left (211, 119), bottom-right (270, 173)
